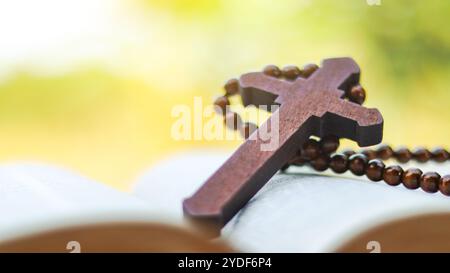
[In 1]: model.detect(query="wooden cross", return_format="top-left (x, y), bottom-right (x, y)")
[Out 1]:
top-left (183, 57), bottom-right (383, 236)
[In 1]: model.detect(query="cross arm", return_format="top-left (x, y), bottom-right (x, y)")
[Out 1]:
top-left (319, 99), bottom-right (383, 146)
top-left (239, 72), bottom-right (293, 107)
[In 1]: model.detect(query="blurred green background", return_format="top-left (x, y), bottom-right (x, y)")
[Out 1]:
top-left (0, 0), bottom-right (449, 190)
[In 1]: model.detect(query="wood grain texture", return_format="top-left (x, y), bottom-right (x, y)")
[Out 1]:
top-left (183, 57), bottom-right (384, 236)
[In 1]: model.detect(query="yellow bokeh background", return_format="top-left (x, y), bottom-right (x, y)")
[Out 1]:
top-left (0, 0), bottom-right (449, 190)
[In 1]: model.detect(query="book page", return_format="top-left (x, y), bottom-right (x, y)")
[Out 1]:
top-left (0, 163), bottom-right (164, 243)
top-left (133, 150), bottom-right (450, 252)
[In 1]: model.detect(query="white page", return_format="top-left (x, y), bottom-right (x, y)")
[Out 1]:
top-left (0, 163), bottom-right (170, 243)
top-left (133, 150), bottom-right (450, 252)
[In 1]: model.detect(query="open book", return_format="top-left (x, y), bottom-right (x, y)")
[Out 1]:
top-left (1, 150), bottom-right (450, 252)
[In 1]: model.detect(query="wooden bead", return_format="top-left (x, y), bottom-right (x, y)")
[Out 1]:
top-left (402, 168), bottom-right (422, 190)
top-left (263, 65), bottom-right (281, 77)
top-left (310, 155), bottom-right (330, 172)
top-left (376, 144), bottom-right (394, 160)
top-left (431, 147), bottom-right (449, 162)
top-left (383, 165), bottom-right (403, 186)
top-left (224, 111), bottom-right (242, 130)
top-left (281, 65), bottom-right (301, 80)
top-left (213, 96), bottom-right (229, 114)
top-left (301, 63), bottom-right (319, 78)
top-left (302, 139), bottom-right (321, 160)
top-left (224, 78), bottom-right (240, 96)
top-left (348, 154), bottom-right (368, 176)
top-left (366, 159), bottom-right (385, 182)
top-left (329, 153), bottom-right (348, 174)
top-left (439, 175), bottom-right (450, 196)
top-left (320, 135), bottom-right (340, 154)
top-left (361, 149), bottom-right (377, 160)
top-left (240, 122), bottom-right (258, 139)
top-left (348, 85), bottom-right (366, 105)
top-left (394, 146), bottom-right (412, 163)
top-left (413, 147), bottom-right (431, 163)
top-left (420, 172), bottom-right (441, 193)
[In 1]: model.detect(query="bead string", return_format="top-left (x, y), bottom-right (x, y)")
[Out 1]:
top-left (213, 63), bottom-right (450, 196)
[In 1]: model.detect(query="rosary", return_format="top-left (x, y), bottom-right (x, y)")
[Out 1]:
top-left (182, 57), bottom-right (450, 235)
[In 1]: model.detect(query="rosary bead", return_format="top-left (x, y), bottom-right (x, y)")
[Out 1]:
top-left (420, 172), bottom-right (441, 193)
top-left (310, 155), bottom-right (330, 172)
top-left (301, 63), bottom-right (319, 78)
top-left (263, 65), bottom-right (282, 78)
top-left (329, 153), bottom-right (348, 174)
top-left (402, 168), bottom-right (422, 189)
top-left (431, 147), bottom-right (449, 162)
top-left (361, 149), bottom-right (377, 160)
top-left (376, 144), bottom-right (394, 160)
top-left (213, 96), bottom-right (229, 114)
top-left (224, 78), bottom-right (240, 96)
top-left (224, 111), bottom-right (242, 130)
top-left (348, 154), bottom-right (368, 176)
top-left (394, 146), bottom-right (412, 163)
top-left (383, 165), bottom-right (403, 186)
top-left (240, 122), bottom-right (258, 139)
top-left (348, 85), bottom-right (366, 105)
top-left (413, 147), bottom-right (432, 163)
top-left (320, 135), bottom-right (340, 154)
top-left (281, 65), bottom-right (301, 80)
top-left (439, 175), bottom-right (450, 196)
top-left (302, 139), bottom-right (321, 160)
top-left (366, 159), bottom-right (385, 181)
